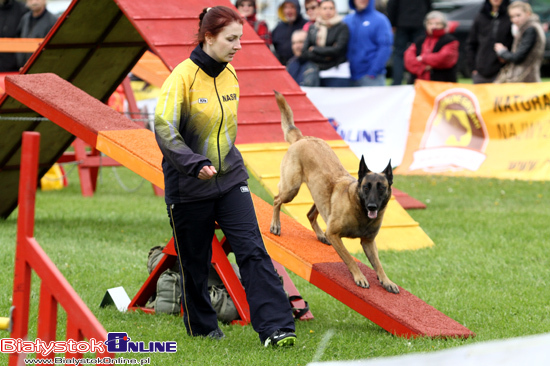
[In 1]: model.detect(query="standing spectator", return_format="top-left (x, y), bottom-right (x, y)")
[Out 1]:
top-left (302, 0), bottom-right (350, 87)
top-left (16, 0), bottom-right (58, 68)
top-left (286, 29), bottom-right (320, 86)
top-left (404, 11), bottom-right (459, 82)
top-left (235, 0), bottom-right (271, 46)
top-left (303, 0), bottom-right (320, 32)
top-left (272, 0), bottom-right (307, 65)
top-left (466, 0), bottom-right (513, 84)
top-left (344, 0), bottom-right (393, 87)
top-left (494, 1), bottom-right (546, 83)
top-left (0, 0), bottom-right (28, 72)
top-left (387, 0), bottom-right (432, 85)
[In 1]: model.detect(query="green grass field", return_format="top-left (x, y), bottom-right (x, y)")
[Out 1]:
top-left (1, 165), bottom-right (549, 365)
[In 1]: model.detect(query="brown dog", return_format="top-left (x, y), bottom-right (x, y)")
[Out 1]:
top-left (270, 91), bottom-right (399, 293)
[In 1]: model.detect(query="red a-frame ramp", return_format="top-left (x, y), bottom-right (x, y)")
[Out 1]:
top-left (0, 0), bottom-right (432, 253)
top-left (0, 0), bottom-right (336, 218)
top-left (4, 73), bottom-right (473, 338)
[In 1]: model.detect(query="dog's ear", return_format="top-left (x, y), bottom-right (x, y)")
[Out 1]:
top-left (383, 160), bottom-right (393, 186)
top-left (358, 156), bottom-right (370, 183)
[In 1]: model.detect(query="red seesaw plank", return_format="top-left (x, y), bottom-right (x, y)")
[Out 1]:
top-left (4, 73), bottom-right (140, 147)
top-left (252, 195), bottom-right (474, 338)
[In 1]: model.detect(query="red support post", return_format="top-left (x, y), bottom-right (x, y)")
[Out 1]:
top-left (72, 138), bottom-right (98, 196)
top-left (36, 284), bottom-right (58, 360)
top-left (11, 132), bottom-right (39, 353)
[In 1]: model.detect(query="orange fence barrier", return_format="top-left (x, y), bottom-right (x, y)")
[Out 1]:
top-left (9, 132), bottom-right (113, 365)
top-left (0, 38), bottom-right (42, 53)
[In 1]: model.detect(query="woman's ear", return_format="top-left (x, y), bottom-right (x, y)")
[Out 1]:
top-left (205, 32), bottom-right (214, 46)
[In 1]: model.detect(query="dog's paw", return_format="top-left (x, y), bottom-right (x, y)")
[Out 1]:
top-left (355, 277), bottom-right (370, 289)
top-left (269, 224), bottom-right (281, 236)
top-left (381, 281), bottom-right (400, 294)
top-left (318, 236), bottom-right (331, 245)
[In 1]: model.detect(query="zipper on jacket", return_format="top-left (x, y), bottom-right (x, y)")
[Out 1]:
top-left (213, 77), bottom-right (223, 196)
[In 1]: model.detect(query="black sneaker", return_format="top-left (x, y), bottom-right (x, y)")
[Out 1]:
top-left (263, 329), bottom-right (296, 347)
top-left (206, 328), bottom-right (225, 340)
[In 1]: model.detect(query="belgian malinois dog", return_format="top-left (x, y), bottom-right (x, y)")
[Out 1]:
top-left (270, 91), bottom-right (399, 293)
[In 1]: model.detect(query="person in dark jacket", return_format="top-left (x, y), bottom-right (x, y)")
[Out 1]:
top-left (404, 10), bottom-right (459, 82)
top-left (271, 0), bottom-right (307, 65)
top-left (494, 1), bottom-right (545, 83)
top-left (0, 0), bottom-right (28, 71)
top-left (154, 6), bottom-right (297, 348)
top-left (286, 29), bottom-right (320, 86)
top-left (16, 0), bottom-right (58, 68)
top-left (466, 0), bottom-right (513, 84)
top-left (387, 0), bottom-right (432, 85)
top-left (302, 0), bottom-right (349, 87)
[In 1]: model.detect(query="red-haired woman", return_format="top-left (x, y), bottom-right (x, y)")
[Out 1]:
top-left (154, 6), bottom-right (296, 348)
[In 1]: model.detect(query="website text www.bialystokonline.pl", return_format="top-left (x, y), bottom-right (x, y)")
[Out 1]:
top-left (22, 356), bottom-right (151, 365)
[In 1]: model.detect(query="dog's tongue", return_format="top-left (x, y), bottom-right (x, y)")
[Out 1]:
top-left (368, 210), bottom-right (378, 219)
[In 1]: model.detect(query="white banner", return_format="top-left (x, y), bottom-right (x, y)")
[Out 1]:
top-left (302, 85), bottom-right (414, 171)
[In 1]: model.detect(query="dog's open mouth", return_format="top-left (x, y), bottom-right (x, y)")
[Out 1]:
top-left (368, 210), bottom-right (378, 219)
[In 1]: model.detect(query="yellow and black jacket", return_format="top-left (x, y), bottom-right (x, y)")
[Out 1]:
top-left (154, 45), bottom-right (249, 203)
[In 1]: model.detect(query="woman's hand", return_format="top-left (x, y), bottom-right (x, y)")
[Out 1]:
top-left (494, 43), bottom-right (507, 54)
top-left (198, 165), bottom-right (217, 180)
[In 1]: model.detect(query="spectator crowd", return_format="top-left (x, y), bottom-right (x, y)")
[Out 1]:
top-left (239, 0), bottom-right (546, 86)
top-left (1, 0), bottom-right (546, 84)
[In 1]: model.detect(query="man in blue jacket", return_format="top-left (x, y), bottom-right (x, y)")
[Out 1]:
top-left (344, 0), bottom-right (393, 86)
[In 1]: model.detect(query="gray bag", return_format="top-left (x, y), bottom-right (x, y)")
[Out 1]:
top-left (208, 264), bottom-right (240, 323)
top-left (155, 269), bottom-right (181, 315)
top-left (147, 246), bottom-right (241, 321)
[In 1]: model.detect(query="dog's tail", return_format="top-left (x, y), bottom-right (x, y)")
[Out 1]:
top-left (274, 90), bottom-right (303, 144)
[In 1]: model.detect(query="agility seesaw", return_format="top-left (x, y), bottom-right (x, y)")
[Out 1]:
top-left (5, 73), bottom-right (474, 338)
top-left (3, 72), bottom-right (312, 324)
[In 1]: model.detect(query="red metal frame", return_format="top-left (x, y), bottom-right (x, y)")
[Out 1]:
top-left (128, 232), bottom-right (313, 323)
top-left (10, 132), bottom-right (114, 365)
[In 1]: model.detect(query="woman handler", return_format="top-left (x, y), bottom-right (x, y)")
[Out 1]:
top-left (154, 6), bottom-right (296, 347)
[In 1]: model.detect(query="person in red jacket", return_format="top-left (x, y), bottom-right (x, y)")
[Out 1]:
top-left (404, 10), bottom-right (459, 82)
top-left (235, 0), bottom-right (271, 46)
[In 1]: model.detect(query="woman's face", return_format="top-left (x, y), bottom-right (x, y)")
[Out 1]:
top-left (282, 3), bottom-right (298, 22)
top-left (205, 21), bottom-right (243, 63)
top-left (425, 17), bottom-right (445, 35)
top-left (237, 1), bottom-right (255, 18)
top-left (509, 8), bottom-right (531, 28)
top-left (305, 1), bottom-right (319, 22)
top-left (319, 1), bottom-right (336, 21)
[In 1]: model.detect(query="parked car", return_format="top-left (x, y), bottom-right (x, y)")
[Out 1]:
top-left (434, 0), bottom-right (550, 77)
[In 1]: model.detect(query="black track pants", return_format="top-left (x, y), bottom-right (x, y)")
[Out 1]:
top-left (167, 183), bottom-right (295, 342)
